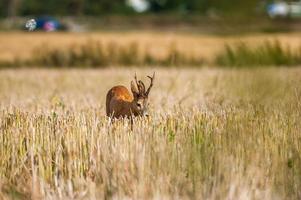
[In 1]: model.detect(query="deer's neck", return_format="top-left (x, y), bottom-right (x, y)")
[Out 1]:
top-left (129, 101), bottom-right (138, 116)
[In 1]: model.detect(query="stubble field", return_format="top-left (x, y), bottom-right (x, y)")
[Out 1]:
top-left (0, 67), bottom-right (300, 199)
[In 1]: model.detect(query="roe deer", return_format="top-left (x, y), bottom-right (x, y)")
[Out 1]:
top-left (106, 72), bottom-right (155, 119)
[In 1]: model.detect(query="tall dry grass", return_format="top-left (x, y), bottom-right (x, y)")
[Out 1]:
top-left (28, 41), bottom-right (204, 67)
top-left (1, 32), bottom-right (301, 64)
top-left (0, 68), bottom-right (300, 199)
top-left (25, 39), bottom-right (301, 67)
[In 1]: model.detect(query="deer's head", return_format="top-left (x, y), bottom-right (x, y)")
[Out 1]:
top-left (130, 72), bottom-right (155, 117)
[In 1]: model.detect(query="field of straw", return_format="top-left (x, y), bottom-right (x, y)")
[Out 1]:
top-left (0, 67), bottom-right (300, 199)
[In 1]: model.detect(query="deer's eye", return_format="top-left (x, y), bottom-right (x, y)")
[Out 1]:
top-left (137, 103), bottom-right (142, 108)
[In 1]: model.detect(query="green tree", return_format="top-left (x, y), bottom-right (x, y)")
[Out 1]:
top-left (83, 0), bottom-right (131, 15)
top-left (4, 0), bottom-right (22, 17)
top-left (69, 0), bottom-right (84, 16)
top-left (1, 0), bottom-right (267, 17)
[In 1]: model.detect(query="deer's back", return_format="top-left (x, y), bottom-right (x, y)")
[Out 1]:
top-left (106, 86), bottom-right (133, 117)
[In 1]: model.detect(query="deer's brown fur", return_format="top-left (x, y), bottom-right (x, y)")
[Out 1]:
top-left (106, 73), bottom-right (155, 119)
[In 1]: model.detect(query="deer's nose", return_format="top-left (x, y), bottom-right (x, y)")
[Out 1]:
top-left (136, 102), bottom-right (142, 109)
top-left (143, 109), bottom-right (149, 117)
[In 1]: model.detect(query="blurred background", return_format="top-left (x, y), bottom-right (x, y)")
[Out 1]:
top-left (1, 0), bottom-right (301, 32)
top-left (0, 0), bottom-right (301, 33)
top-left (0, 0), bottom-right (301, 68)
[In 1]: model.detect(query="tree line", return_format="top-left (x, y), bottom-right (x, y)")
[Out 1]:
top-left (0, 0), bottom-right (276, 17)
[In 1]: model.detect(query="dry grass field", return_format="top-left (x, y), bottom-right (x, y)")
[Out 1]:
top-left (1, 32), bottom-right (301, 63)
top-left (0, 67), bottom-right (301, 199)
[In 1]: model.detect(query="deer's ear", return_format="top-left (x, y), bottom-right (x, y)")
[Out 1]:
top-left (131, 81), bottom-right (139, 96)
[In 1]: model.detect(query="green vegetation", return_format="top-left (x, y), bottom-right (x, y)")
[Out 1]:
top-left (0, 0), bottom-right (267, 17)
top-left (215, 40), bottom-right (301, 67)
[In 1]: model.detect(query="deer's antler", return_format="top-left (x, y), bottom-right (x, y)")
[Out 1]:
top-left (138, 80), bottom-right (146, 94)
top-left (146, 72), bottom-right (155, 96)
top-left (135, 73), bottom-right (145, 94)
top-left (134, 73), bottom-right (139, 88)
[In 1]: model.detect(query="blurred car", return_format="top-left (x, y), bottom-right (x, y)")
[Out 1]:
top-left (32, 16), bottom-right (68, 31)
top-left (267, 1), bottom-right (301, 18)
top-left (127, 0), bottom-right (150, 13)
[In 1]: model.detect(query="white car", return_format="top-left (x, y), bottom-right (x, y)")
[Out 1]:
top-left (267, 1), bottom-right (301, 18)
